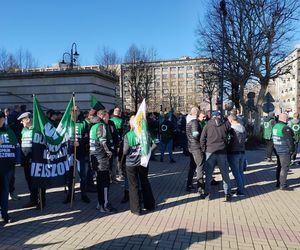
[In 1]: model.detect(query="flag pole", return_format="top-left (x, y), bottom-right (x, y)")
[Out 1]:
top-left (32, 94), bottom-right (43, 211)
top-left (70, 92), bottom-right (77, 208)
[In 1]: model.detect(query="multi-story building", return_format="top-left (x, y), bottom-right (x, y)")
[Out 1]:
top-left (119, 57), bottom-right (217, 114)
top-left (271, 45), bottom-right (300, 115)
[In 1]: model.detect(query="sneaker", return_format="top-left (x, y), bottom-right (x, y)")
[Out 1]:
top-left (2, 216), bottom-right (12, 224)
top-left (280, 186), bottom-right (294, 191)
top-left (200, 193), bottom-right (210, 200)
top-left (81, 195), bottom-right (90, 203)
top-left (235, 191), bottom-right (245, 197)
top-left (22, 201), bottom-right (38, 208)
top-left (170, 159), bottom-right (176, 163)
top-left (116, 175), bottom-right (124, 182)
top-left (99, 204), bottom-right (117, 213)
top-left (267, 158), bottom-right (274, 163)
top-left (9, 192), bottom-right (21, 201)
top-left (225, 194), bottom-right (232, 202)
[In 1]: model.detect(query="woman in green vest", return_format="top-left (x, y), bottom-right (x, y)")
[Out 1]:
top-left (123, 115), bottom-right (155, 215)
top-left (0, 111), bottom-right (18, 223)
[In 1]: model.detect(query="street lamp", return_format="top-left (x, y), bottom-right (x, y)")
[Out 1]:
top-left (218, 0), bottom-right (227, 116)
top-left (59, 42), bottom-right (80, 70)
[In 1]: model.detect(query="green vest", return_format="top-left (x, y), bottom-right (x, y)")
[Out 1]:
top-left (272, 123), bottom-right (285, 137)
top-left (21, 127), bottom-right (33, 155)
top-left (127, 130), bottom-right (138, 147)
top-left (263, 119), bottom-right (274, 140)
top-left (199, 120), bottom-right (207, 129)
top-left (110, 117), bottom-right (123, 130)
top-left (125, 130), bottom-right (141, 167)
top-left (0, 127), bottom-right (18, 171)
top-left (289, 121), bottom-right (300, 142)
top-left (89, 122), bottom-right (107, 158)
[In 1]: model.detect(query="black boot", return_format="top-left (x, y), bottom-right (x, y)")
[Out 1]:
top-left (121, 190), bottom-right (129, 203)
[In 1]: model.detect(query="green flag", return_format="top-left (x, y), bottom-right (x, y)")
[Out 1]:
top-left (90, 95), bottom-right (97, 108)
top-left (33, 96), bottom-right (73, 145)
top-left (31, 96), bottom-right (74, 188)
top-left (90, 95), bottom-right (105, 111)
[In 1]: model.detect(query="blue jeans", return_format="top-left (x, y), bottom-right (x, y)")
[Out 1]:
top-left (160, 140), bottom-right (174, 161)
top-left (227, 153), bottom-right (245, 194)
top-left (0, 169), bottom-right (13, 218)
top-left (204, 153), bottom-right (231, 195)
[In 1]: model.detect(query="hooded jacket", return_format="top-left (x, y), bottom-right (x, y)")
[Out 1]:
top-left (186, 115), bottom-right (202, 152)
top-left (227, 123), bottom-right (246, 153)
top-left (200, 117), bottom-right (230, 154)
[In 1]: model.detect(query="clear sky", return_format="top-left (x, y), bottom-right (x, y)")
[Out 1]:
top-left (0, 0), bottom-right (210, 67)
top-left (1, 0), bottom-right (299, 67)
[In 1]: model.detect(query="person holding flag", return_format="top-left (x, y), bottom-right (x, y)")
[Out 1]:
top-left (63, 106), bottom-right (90, 204)
top-left (18, 112), bottom-right (46, 209)
top-left (123, 100), bottom-right (155, 215)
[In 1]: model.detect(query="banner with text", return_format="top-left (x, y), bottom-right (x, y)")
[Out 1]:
top-left (31, 96), bottom-right (73, 188)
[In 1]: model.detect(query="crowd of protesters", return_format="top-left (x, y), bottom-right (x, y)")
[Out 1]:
top-left (0, 102), bottom-right (299, 224)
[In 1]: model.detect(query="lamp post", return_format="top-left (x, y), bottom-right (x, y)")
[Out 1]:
top-left (218, 0), bottom-right (227, 116)
top-left (60, 42), bottom-right (79, 70)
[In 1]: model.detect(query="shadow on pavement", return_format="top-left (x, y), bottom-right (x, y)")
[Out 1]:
top-left (84, 229), bottom-right (222, 250)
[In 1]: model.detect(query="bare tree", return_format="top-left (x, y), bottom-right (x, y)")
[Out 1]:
top-left (196, 61), bottom-right (219, 114)
top-left (95, 46), bottom-right (120, 74)
top-left (15, 48), bottom-right (38, 69)
top-left (196, 0), bottom-right (299, 132)
top-left (249, 0), bottom-right (300, 131)
top-left (0, 48), bottom-right (38, 72)
top-left (123, 44), bottom-right (156, 112)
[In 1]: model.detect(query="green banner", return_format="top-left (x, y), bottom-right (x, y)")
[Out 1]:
top-left (31, 96), bottom-right (74, 188)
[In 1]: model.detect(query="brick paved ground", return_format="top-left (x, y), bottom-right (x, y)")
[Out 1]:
top-left (0, 149), bottom-right (300, 250)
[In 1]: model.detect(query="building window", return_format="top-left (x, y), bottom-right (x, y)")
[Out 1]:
top-left (187, 80), bottom-right (193, 87)
top-left (170, 67), bottom-right (177, 72)
top-left (178, 73), bottom-right (184, 78)
top-left (186, 73), bottom-right (193, 78)
top-left (154, 75), bottom-right (160, 80)
top-left (187, 66), bottom-right (193, 70)
top-left (171, 74), bottom-right (176, 79)
top-left (162, 67), bottom-right (168, 73)
top-left (178, 66), bottom-right (184, 71)
top-left (162, 74), bottom-right (168, 79)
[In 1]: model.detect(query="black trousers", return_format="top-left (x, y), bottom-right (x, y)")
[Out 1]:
top-left (23, 160), bottom-right (39, 203)
top-left (186, 149), bottom-right (205, 192)
top-left (8, 166), bottom-right (15, 193)
top-left (96, 170), bottom-right (110, 206)
top-left (291, 142), bottom-right (298, 161)
top-left (126, 165), bottom-right (155, 214)
top-left (276, 154), bottom-right (291, 188)
top-left (265, 139), bottom-right (274, 159)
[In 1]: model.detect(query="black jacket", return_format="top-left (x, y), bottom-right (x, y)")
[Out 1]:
top-left (200, 117), bottom-right (230, 154)
top-left (186, 115), bottom-right (201, 152)
top-left (227, 123), bottom-right (247, 153)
